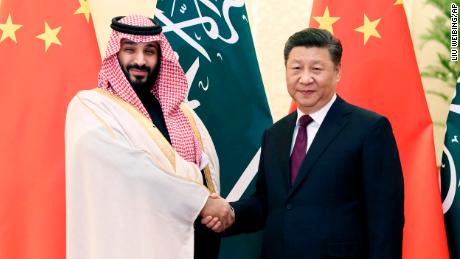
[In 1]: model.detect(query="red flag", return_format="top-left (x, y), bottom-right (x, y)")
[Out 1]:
top-left (0, 0), bottom-right (100, 258)
top-left (290, 1), bottom-right (448, 258)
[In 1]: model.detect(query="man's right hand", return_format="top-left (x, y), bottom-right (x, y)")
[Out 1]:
top-left (200, 193), bottom-right (235, 233)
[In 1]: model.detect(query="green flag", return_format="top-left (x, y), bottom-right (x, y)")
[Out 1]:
top-left (441, 79), bottom-right (460, 258)
top-left (154, 1), bottom-right (272, 258)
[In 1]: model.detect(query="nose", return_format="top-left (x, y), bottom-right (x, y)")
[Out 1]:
top-left (134, 52), bottom-right (146, 66)
top-left (298, 71), bottom-right (313, 84)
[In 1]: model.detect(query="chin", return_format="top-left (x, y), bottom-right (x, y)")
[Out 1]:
top-left (296, 97), bottom-right (317, 106)
top-left (297, 98), bottom-right (319, 109)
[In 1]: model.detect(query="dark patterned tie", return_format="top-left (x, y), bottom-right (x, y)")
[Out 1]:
top-left (290, 115), bottom-right (313, 184)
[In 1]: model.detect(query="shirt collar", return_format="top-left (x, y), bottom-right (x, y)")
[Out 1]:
top-left (296, 94), bottom-right (337, 126)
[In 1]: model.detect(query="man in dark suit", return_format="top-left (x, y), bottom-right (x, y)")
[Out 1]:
top-left (203, 28), bottom-right (404, 258)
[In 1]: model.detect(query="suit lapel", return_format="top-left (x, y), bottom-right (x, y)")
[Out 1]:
top-left (276, 112), bottom-right (298, 192)
top-left (288, 97), bottom-right (352, 197)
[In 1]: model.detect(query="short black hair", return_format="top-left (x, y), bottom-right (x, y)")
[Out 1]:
top-left (284, 28), bottom-right (342, 66)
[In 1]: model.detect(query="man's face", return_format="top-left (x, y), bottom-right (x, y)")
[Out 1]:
top-left (285, 46), bottom-right (341, 114)
top-left (117, 39), bottom-right (160, 88)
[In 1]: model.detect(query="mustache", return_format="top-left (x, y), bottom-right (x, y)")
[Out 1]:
top-left (126, 64), bottom-right (150, 71)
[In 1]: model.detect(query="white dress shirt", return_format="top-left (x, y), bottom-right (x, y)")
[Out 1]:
top-left (290, 94), bottom-right (337, 155)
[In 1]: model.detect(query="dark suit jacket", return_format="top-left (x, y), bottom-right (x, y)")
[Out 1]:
top-left (230, 96), bottom-right (404, 259)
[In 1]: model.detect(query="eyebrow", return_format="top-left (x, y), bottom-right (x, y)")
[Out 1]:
top-left (120, 40), bottom-right (159, 49)
top-left (120, 40), bottom-right (135, 47)
top-left (145, 43), bottom-right (158, 48)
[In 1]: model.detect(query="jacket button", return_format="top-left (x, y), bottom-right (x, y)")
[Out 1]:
top-left (286, 204), bottom-right (293, 210)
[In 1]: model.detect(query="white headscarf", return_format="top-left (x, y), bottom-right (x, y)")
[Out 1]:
top-left (98, 15), bottom-right (201, 164)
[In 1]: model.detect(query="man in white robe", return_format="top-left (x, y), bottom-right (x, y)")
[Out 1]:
top-left (65, 15), bottom-right (233, 259)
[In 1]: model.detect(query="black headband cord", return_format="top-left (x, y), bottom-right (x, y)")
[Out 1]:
top-left (110, 16), bottom-right (162, 36)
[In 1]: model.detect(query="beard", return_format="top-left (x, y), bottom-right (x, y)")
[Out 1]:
top-left (121, 63), bottom-right (159, 90)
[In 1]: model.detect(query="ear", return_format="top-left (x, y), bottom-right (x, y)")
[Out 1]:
top-left (335, 64), bottom-right (342, 82)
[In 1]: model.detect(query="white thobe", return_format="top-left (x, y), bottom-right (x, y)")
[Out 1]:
top-left (65, 89), bottom-right (219, 259)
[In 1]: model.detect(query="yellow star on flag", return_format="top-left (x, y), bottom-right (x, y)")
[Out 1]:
top-left (394, 0), bottom-right (404, 5)
top-left (0, 14), bottom-right (23, 43)
top-left (313, 6), bottom-right (340, 34)
top-left (74, 0), bottom-right (91, 23)
top-left (354, 14), bottom-right (381, 45)
top-left (36, 22), bottom-right (62, 52)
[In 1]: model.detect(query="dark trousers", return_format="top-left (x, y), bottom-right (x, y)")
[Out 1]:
top-left (194, 218), bottom-right (221, 259)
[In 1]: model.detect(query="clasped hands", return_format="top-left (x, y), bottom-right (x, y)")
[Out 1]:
top-left (200, 193), bottom-right (235, 233)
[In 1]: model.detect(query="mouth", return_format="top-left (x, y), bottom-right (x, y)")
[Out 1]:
top-left (129, 68), bottom-right (148, 77)
top-left (297, 89), bottom-right (315, 96)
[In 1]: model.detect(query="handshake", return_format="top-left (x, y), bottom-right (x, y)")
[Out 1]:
top-left (200, 193), bottom-right (235, 233)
